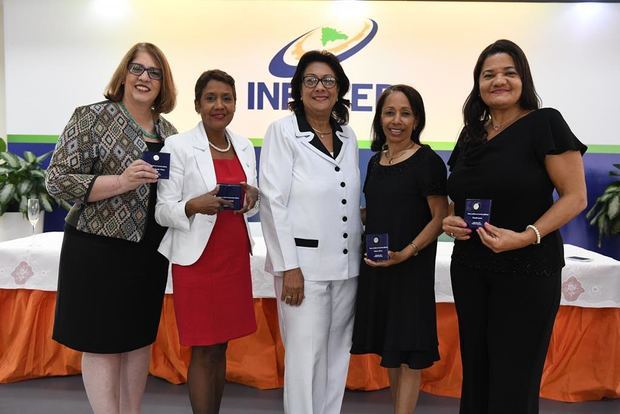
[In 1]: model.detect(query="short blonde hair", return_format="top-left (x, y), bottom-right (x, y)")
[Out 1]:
top-left (104, 42), bottom-right (176, 114)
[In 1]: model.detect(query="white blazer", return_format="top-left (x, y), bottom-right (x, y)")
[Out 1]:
top-left (155, 122), bottom-right (257, 266)
top-left (259, 113), bottom-right (362, 281)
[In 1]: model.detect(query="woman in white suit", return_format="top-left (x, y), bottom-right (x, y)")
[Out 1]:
top-left (260, 50), bottom-right (362, 414)
top-left (155, 69), bottom-right (259, 414)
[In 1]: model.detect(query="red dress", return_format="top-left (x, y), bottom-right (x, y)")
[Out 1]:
top-left (172, 156), bottom-right (256, 346)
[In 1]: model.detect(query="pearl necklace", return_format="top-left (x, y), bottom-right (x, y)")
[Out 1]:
top-left (208, 134), bottom-right (231, 153)
top-left (385, 142), bottom-right (416, 165)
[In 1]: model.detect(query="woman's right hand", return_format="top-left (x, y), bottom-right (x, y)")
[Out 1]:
top-left (118, 160), bottom-right (159, 192)
top-left (282, 268), bottom-right (305, 306)
top-left (185, 186), bottom-right (233, 217)
top-left (442, 215), bottom-right (472, 240)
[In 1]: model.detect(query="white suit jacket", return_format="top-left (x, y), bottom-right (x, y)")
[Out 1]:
top-left (156, 122), bottom-right (257, 266)
top-left (259, 113), bottom-right (362, 281)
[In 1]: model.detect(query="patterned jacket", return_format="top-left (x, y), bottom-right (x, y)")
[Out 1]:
top-left (46, 101), bottom-right (177, 242)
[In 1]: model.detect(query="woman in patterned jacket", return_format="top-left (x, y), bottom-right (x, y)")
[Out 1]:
top-left (45, 42), bottom-right (177, 414)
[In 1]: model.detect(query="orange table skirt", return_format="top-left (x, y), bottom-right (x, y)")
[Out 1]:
top-left (1, 289), bottom-right (618, 402)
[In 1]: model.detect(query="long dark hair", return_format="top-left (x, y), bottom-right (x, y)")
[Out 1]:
top-left (288, 50), bottom-right (351, 125)
top-left (461, 39), bottom-right (540, 145)
top-left (371, 85), bottom-right (426, 152)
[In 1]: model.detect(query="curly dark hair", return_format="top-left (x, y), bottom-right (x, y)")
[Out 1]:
top-left (371, 85), bottom-right (426, 152)
top-left (288, 50), bottom-right (351, 125)
top-left (461, 39), bottom-right (541, 145)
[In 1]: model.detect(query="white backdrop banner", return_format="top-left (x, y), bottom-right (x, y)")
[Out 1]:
top-left (4, 0), bottom-right (619, 145)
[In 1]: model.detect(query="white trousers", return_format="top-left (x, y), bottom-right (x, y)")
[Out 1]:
top-left (275, 276), bottom-right (357, 414)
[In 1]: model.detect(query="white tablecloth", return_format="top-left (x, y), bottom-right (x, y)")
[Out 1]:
top-left (1, 224), bottom-right (619, 308)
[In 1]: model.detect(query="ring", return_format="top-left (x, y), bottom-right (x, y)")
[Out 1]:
top-left (450, 232), bottom-right (455, 237)
top-left (285, 295), bottom-right (292, 300)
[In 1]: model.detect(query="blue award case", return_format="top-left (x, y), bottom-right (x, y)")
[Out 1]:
top-left (217, 184), bottom-right (244, 210)
top-left (142, 151), bottom-right (170, 179)
top-left (464, 198), bottom-right (492, 229)
top-left (366, 233), bottom-right (389, 261)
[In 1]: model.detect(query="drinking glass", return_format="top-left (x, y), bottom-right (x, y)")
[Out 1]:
top-left (27, 198), bottom-right (40, 234)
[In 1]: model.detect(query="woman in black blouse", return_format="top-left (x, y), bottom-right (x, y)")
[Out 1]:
top-left (442, 39), bottom-right (587, 414)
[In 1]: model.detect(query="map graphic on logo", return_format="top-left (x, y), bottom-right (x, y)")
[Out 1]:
top-left (269, 19), bottom-right (378, 78)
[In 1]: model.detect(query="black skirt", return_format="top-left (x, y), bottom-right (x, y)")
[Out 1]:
top-left (52, 180), bottom-right (168, 353)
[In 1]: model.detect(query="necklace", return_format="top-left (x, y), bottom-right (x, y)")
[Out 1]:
top-left (384, 142), bottom-right (416, 165)
top-left (311, 127), bottom-right (332, 139)
top-left (489, 110), bottom-right (529, 133)
top-left (208, 134), bottom-right (231, 153)
top-left (119, 102), bottom-right (159, 140)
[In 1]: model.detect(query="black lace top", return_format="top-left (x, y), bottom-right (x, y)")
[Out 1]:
top-left (447, 108), bottom-right (587, 276)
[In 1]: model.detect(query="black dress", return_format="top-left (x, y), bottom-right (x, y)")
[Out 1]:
top-left (351, 145), bottom-right (447, 369)
top-left (53, 141), bottom-right (168, 354)
top-left (446, 108), bottom-right (587, 414)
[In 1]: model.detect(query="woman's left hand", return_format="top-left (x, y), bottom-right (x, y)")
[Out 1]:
top-left (477, 222), bottom-right (535, 253)
top-left (364, 250), bottom-right (409, 268)
top-left (236, 182), bottom-right (259, 214)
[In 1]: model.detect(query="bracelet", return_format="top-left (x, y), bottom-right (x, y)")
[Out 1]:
top-left (409, 241), bottom-right (420, 256)
top-left (526, 224), bottom-right (541, 245)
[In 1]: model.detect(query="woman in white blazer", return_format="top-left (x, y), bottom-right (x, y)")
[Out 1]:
top-left (259, 51), bottom-right (362, 414)
top-left (155, 70), bottom-right (259, 414)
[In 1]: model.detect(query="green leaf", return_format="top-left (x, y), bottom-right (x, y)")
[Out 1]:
top-left (586, 205), bottom-right (600, 220)
top-left (19, 195), bottom-right (28, 213)
top-left (0, 166), bottom-right (10, 175)
top-left (23, 151), bottom-right (36, 163)
top-left (35, 150), bottom-right (53, 164)
top-left (56, 198), bottom-right (72, 211)
top-left (0, 152), bottom-right (20, 168)
top-left (39, 192), bottom-right (53, 212)
top-left (30, 170), bottom-right (45, 179)
top-left (17, 180), bottom-right (33, 196)
top-left (608, 196), bottom-right (620, 220)
top-left (598, 217), bottom-right (609, 246)
top-left (588, 208), bottom-right (605, 226)
top-left (0, 182), bottom-right (16, 204)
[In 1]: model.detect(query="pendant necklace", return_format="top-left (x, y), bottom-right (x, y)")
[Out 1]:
top-left (312, 127), bottom-right (332, 139)
top-left (385, 142), bottom-right (415, 165)
top-left (490, 110), bottom-right (529, 133)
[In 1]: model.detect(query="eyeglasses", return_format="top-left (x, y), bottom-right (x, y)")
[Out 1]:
top-left (127, 63), bottom-right (163, 80)
top-left (302, 75), bottom-right (337, 89)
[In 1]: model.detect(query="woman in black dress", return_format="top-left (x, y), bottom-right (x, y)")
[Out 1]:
top-left (351, 84), bottom-right (448, 414)
top-left (46, 43), bottom-right (177, 413)
top-left (442, 39), bottom-right (587, 414)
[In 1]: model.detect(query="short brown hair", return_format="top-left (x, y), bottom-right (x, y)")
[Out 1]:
top-left (104, 42), bottom-right (176, 114)
top-left (194, 69), bottom-right (237, 103)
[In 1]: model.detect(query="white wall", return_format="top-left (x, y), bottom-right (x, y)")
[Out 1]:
top-left (3, 0), bottom-right (619, 145)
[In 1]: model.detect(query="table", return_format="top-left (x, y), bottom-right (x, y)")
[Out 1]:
top-left (1, 226), bottom-right (619, 401)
